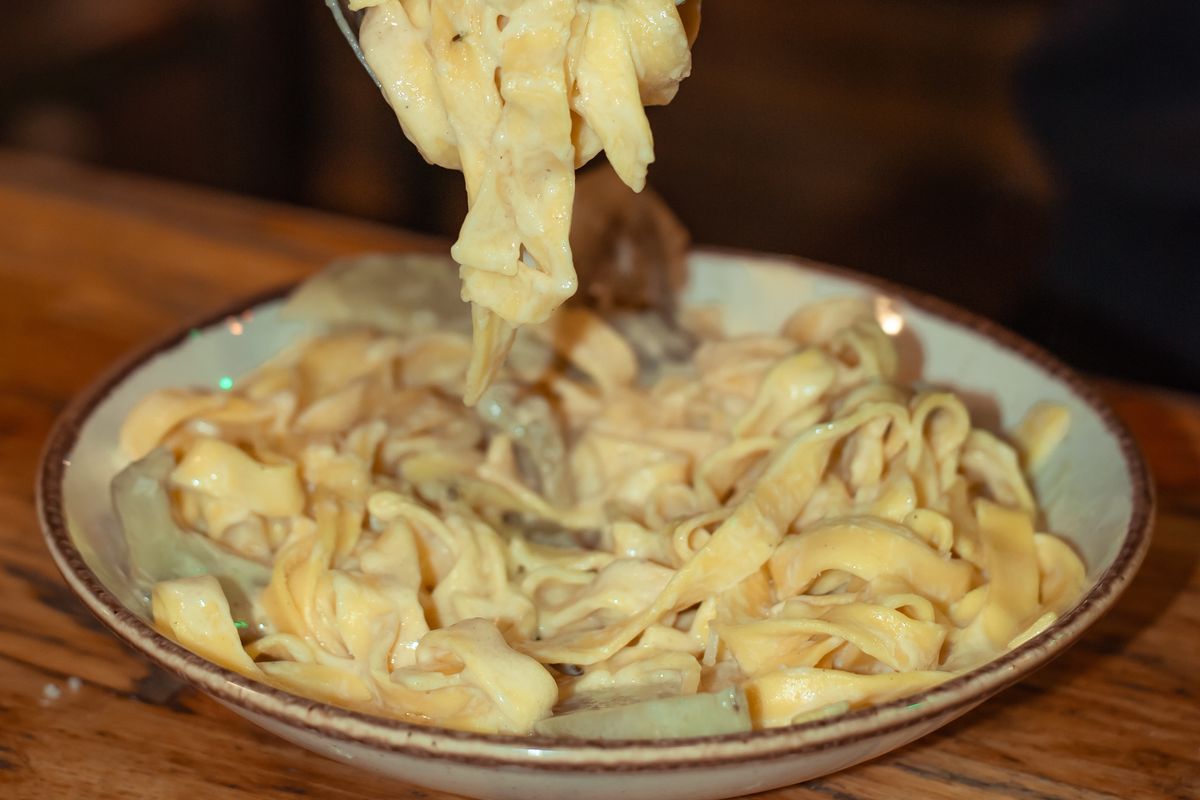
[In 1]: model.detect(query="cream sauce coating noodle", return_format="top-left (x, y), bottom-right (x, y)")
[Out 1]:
top-left (122, 262), bottom-right (1085, 735)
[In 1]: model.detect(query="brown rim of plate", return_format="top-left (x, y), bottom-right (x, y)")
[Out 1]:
top-left (36, 248), bottom-right (1155, 772)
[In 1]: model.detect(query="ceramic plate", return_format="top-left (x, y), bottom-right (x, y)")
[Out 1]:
top-left (38, 250), bottom-right (1153, 800)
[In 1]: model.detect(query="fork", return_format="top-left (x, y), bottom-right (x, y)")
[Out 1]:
top-left (324, 0), bottom-right (381, 88)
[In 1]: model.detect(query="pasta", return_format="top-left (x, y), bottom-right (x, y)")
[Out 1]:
top-left (119, 256), bottom-right (1086, 737)
top-left (354, 0), bottom-right (700, 403)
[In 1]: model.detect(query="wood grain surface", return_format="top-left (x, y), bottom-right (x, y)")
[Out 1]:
top-left (0, 152), bottom-right (1196, 800)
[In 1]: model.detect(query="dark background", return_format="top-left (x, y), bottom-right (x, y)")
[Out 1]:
top-left (2, 1), bottom-right (1196, 390)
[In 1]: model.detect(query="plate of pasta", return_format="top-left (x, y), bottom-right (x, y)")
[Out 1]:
top-left (39, 248), bottom-right (1152, 800)
top-left (38, 0), bottom-right (1150, 795)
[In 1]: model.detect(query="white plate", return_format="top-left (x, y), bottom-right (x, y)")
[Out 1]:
top-left (38, 249), bottom-right (1153, 800)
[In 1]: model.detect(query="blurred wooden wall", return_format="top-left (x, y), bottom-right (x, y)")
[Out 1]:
top-left (650, 0), bottom-right (1053, 311)
top-left (0, 0), bottom-right (1054, 318)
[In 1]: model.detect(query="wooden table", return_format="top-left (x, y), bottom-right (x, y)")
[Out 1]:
top-left (1, 151), bottom-right (1196, 799)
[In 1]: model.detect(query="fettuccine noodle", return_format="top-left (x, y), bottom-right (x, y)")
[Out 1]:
top-left (355, 0), bottom-right (700, 402)
top-left (123, 267), bottom-right (1085, 736)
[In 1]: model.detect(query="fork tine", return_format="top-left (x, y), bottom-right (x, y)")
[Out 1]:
top-left (324, 0), bottom-right (382, 89)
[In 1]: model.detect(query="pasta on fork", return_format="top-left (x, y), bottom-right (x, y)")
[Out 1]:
top-left (355, 0), bottom-right (700, 402)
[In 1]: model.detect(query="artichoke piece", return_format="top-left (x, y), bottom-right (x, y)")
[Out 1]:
top-left (533, 687), bottom-right (751, 740)
top-left (281, 253), bottom-right (471, 336)
top-left (113, 448), bottom-right (270, 623)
